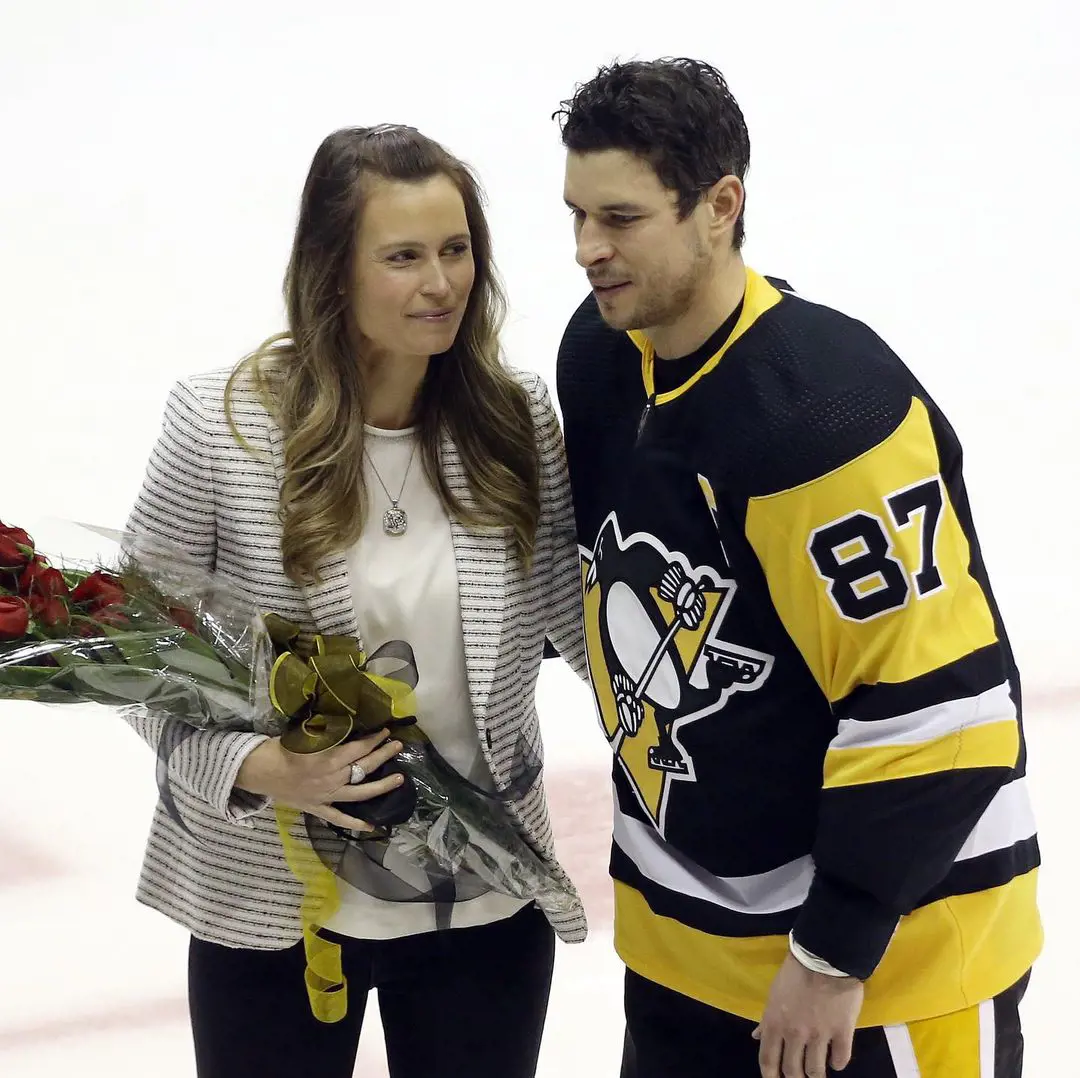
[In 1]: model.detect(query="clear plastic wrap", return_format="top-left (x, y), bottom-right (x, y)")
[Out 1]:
top-left (0, 522), bottom-right (275, 731)
top-left (323, 732), bottom-right (579, 925)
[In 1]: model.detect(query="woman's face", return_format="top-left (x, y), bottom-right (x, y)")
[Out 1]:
top-left (350, 173), bottom-right (476, 364)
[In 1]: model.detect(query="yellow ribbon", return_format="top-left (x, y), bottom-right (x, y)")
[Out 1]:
top-left (261, 615), bottom-right (418, 1024)
top-left (274, 804), bottom-right (348, 1023)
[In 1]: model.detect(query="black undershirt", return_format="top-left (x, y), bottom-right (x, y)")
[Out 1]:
top-left (651, 299), bottom-right (745, 397)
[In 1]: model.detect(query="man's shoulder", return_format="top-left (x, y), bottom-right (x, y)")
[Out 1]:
top-left (714, 289), bottom-right (931, 495)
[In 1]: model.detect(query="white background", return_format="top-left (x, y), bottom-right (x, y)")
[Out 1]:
top-left (0, 1), bottom-right (1076, 1074)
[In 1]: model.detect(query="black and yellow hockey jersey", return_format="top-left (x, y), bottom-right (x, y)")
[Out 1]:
top-left (556, 267), bottom-right (1041, 1027)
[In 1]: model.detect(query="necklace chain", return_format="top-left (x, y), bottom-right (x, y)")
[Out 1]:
top-left (365, 440), bottom-right (418, 537)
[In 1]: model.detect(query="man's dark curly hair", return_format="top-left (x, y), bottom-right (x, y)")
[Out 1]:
top-left (554, 58), bottom-right (750, 248)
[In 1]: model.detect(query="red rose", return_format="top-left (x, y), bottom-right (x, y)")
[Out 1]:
top-left (94, 607), bottom-right (130, 629)
top-left (0, 526), bottom-right (33, 571)
top-left (18, 557), bottom-right (70, 601)
top-left (0, 596), bottom-right (30, 640)
top-left (0, 524), bottom-right (32, 547)
top-left (167, 605), bottom-right (198, 633)
top-left (71, 570), bottom-right (126, 609)
top-left (0, 536), bottom-right (27, 570)
top-left (30, 594), bottom-right (71, 629)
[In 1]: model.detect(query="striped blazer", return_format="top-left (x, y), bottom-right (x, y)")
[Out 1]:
top-left (123, 366), bottom-right (589, 948)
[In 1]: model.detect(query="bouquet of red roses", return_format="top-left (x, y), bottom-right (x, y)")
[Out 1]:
top-left (0, 518), bottom-right (577, 934)
top-left (0, 519), bottom-right (272, 729)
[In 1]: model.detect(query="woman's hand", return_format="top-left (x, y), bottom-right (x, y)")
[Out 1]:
top-left (235, 728), bottom-right (405, 832)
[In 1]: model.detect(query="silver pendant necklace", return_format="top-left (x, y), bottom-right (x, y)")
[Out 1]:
top-left (365, 440), bottom-right (418, 537)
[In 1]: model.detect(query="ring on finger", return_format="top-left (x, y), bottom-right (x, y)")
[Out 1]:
top-left (349, 762), bottom-right (366, 785)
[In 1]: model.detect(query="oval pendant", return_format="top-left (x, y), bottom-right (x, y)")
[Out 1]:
top-left (382, 506), bottom-right (408, 536)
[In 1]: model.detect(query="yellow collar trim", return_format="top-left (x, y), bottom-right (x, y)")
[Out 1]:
top-left (631, 268), bottom-right (783, 405)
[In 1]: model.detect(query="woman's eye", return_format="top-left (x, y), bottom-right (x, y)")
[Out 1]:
top-left (388, 251), bottom-right (416, 264)
top-left (445, 243), bottom-right (470, 256)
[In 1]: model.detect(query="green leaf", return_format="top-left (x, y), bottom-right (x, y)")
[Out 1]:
top-left (0, 665), bottom-right (72, 700)
top-left (60, 570), bottom-right (91, 590)
top-left (153, 644), bottom-right (241, 689)
top-left (65, 663), bottom-right (177, 704)
top-left (98, 625), bottom-right (180, 666)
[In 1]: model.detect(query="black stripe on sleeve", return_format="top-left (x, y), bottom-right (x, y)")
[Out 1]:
top-left (835, 644), bottom-right (1008, 722)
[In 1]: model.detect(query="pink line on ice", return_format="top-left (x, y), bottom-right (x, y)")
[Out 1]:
top-left (0, 827), bottom-right (65, 886)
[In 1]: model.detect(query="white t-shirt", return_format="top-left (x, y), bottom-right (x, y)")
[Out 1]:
top-left (319, 423), bottom-right (527, 940)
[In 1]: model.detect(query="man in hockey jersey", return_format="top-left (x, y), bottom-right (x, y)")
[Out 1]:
top-left (553, 58), bottom-right (1041, 1078)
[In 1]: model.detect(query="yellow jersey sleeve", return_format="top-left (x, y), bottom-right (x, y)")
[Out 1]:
top-left (742, 395), bottom-right (1019, 978)
top-left (745, 395), bottom-right (1016, 777)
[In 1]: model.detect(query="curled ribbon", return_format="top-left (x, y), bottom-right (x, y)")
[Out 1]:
top-left (274, 804), bottom-right (348, 1023)
top-left (261, 614), bottom-right (420, 793)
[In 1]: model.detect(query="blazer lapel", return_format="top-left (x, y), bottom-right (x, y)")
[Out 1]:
top-left (266, 419), bottom-right (358, 640)
top-left (441, 430), bottom-right (509, 725)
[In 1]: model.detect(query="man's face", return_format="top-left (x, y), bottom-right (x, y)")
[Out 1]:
top-left (563, 149), bottom-right (713, 332)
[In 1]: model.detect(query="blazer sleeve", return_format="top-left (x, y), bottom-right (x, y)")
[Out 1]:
top-left (528, 373), bottom-right (588, 681)
top-left (125, 378), bottom-right (270, 825)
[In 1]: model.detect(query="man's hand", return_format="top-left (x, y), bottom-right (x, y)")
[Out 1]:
top-left (752, 952), bottom-right (864, 1078)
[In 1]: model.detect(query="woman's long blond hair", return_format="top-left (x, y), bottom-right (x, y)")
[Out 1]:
top-left (225, 126), bottom-right (539, 585)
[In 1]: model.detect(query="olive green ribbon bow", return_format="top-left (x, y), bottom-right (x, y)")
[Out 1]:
top-left (263, 614), bottom-right (419, 1023)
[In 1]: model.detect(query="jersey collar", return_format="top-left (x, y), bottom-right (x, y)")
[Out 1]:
top-left (631, 267), bottom-right (783, 404)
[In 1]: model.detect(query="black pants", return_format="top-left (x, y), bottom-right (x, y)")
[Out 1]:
top-left (620, 967), bottom-right (1029, 1077)
top-left (188, 903), bottom-right (555, 1078)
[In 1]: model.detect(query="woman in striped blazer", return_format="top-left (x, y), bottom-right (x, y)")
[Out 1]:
top-left (124, 125), bottom-right (588, 1078)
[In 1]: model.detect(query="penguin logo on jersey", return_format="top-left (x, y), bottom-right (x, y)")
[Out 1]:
top-left (581, 511), bottom-right (774, 830)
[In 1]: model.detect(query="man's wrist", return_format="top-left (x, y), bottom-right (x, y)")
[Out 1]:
top-left (792, 871), bottom-right (900, 980)
top-left (788, 932), bottom-right (854, 979)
